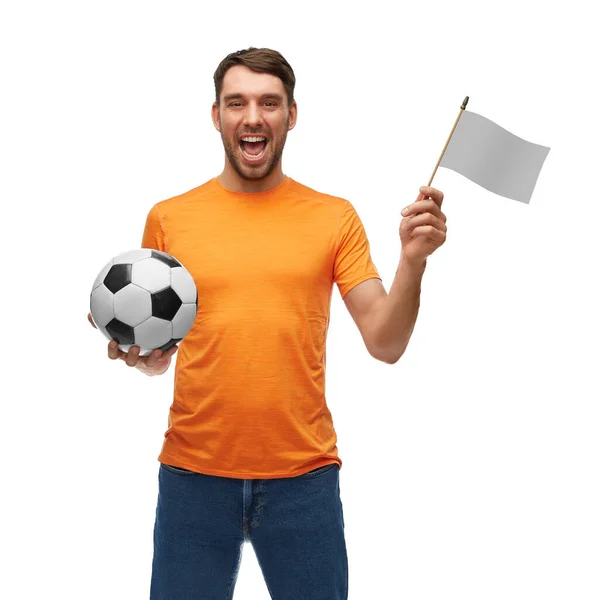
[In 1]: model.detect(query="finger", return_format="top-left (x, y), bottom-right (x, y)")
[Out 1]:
top-left (156, 345), bottom-right (178, 364)
top-left (405, 200), bottom-right (445, 221)
top-left (419, 186), bottom-right (444, 207)
top-left (88, 313), bottom-right (97, 328)
top-left (108, 340), bottom-right (121, 360)
top-left (165, 345), bottom-right (179, 359)
top-left (145, 348), bottom-right (163, 368)
top-left (402, 199), bottom-right (446, 222)
top-left (409, 224), bottom-right (447, 243)
top-left (124, 346), bottom-right (141, 367)
top-left (402, 212), bottom-right (447, 233)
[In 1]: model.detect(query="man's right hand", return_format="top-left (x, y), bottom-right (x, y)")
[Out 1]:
top-left (88, 312), bottom-right (178, 376)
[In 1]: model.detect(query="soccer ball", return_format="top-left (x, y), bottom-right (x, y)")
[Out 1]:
top-left (90, 249), bottom-right (198, 356)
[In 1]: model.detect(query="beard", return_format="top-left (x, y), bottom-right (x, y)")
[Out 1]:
top-left (220, 117), bottom-right (289, 181)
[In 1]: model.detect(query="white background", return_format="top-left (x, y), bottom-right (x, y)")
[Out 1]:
top-left (1, 1), bottom-right (587, 598)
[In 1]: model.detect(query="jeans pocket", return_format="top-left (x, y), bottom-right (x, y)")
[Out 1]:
top-left (161, 463), bottom-right (198, 476)
top-left (300, 463), bottom-right (338, 478)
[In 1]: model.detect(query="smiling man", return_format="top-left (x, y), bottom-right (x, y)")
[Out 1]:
top-left (213, 65), bottom-right (293, 191)
top-left (108, 47), bottom-right (447, 599)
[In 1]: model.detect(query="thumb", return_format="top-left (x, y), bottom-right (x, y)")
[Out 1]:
top-left (88, 312), bottom-right (97, 328)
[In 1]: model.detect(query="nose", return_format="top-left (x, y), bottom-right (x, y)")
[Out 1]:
top-left (243, 101), bottom-right (263, 127)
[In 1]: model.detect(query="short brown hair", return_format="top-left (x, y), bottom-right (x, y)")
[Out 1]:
top-left (213, 47), bottom-right (296, 108)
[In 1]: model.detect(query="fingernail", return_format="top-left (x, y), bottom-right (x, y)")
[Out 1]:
top-left (402, 208), bottom-right (409, 215)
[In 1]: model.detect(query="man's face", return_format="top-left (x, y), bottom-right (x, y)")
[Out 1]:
top-left (213, 66), bottom-right (297, 181)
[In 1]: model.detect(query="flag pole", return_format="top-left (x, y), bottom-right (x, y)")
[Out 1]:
top-left (427, 96), bottom-right (469, 186)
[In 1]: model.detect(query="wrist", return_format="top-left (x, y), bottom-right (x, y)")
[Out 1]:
top-left (399, 252), bottom-right (427, 274)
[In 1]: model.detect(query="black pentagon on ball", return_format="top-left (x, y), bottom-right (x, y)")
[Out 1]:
top-left (151, 250), bottom-right (182, 269)
top-left (152, 287), bottom-right (182, 320)
top-left (104, 264), bottom-right (133, 294)
top-left (106, 318), bottom-right (135, 345)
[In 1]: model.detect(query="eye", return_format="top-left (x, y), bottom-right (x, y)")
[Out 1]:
top-left (228, 101), bottom-right (277, 108)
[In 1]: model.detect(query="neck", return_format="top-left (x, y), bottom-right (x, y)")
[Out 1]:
top-left (217, 163), bottom-right (286, 193)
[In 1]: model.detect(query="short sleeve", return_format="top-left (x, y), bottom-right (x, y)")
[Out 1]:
top-left (333, 200), bottom-right (381, 298)
top-left (141, 204), bottom-right (166, 252)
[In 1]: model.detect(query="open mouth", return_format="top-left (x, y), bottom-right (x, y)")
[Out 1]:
top-left (239, 139), bottom-right (268, 161)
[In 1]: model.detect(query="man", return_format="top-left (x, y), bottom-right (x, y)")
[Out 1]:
top-left (89, 47), bottom-right (447, 600)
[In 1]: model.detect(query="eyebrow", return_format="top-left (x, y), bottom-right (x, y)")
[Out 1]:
top-left (223, 93), bottom-right (284, 103)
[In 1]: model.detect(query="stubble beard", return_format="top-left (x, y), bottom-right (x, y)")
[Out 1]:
top-left (220, 118), bottom-right (289, 182)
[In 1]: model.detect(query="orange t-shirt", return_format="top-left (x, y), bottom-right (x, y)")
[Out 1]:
top-left (141, 175), bottom-right (381, 479)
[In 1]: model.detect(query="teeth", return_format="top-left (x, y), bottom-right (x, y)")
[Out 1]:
top-left (240, 136), bottom-right (267, 159)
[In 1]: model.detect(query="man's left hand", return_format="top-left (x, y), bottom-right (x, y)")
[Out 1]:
top-left (399, 185), bottom-right (447, 266)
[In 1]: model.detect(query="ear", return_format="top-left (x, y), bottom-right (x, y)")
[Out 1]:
top-left (288, 100), bottom-right (297, 131)
top-left (211, 102), bottom-right (221, 133)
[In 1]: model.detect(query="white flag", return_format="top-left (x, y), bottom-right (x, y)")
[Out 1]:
top-left (439, 110), bottom-right (550, 204)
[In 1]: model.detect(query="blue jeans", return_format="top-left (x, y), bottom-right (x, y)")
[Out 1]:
top-left (150, 462), bottom-right (348, 599)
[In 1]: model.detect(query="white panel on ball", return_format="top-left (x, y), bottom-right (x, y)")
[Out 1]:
top-left (113, 249), bottom-right (152, 264)
top-left (113, 284), bottom-right (152, 327)
top-left (172, 303), bottom-right (198, 339)
top-left (118, 344), bottom-right (138, 355)
top-left (134, 317), bottom-right (173, 350)
top-left (90, 284), bottom-right (115, 326)
top-left (132, 257), bottom-right (171, 293)
top-left (171, 267), bottom-right (197, 303)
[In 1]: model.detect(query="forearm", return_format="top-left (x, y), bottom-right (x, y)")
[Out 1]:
top-left (373, 253), bottom-right (427, 363)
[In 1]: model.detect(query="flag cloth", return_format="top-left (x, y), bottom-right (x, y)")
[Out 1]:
top-left (439, 110), bottom-right (550, 203)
